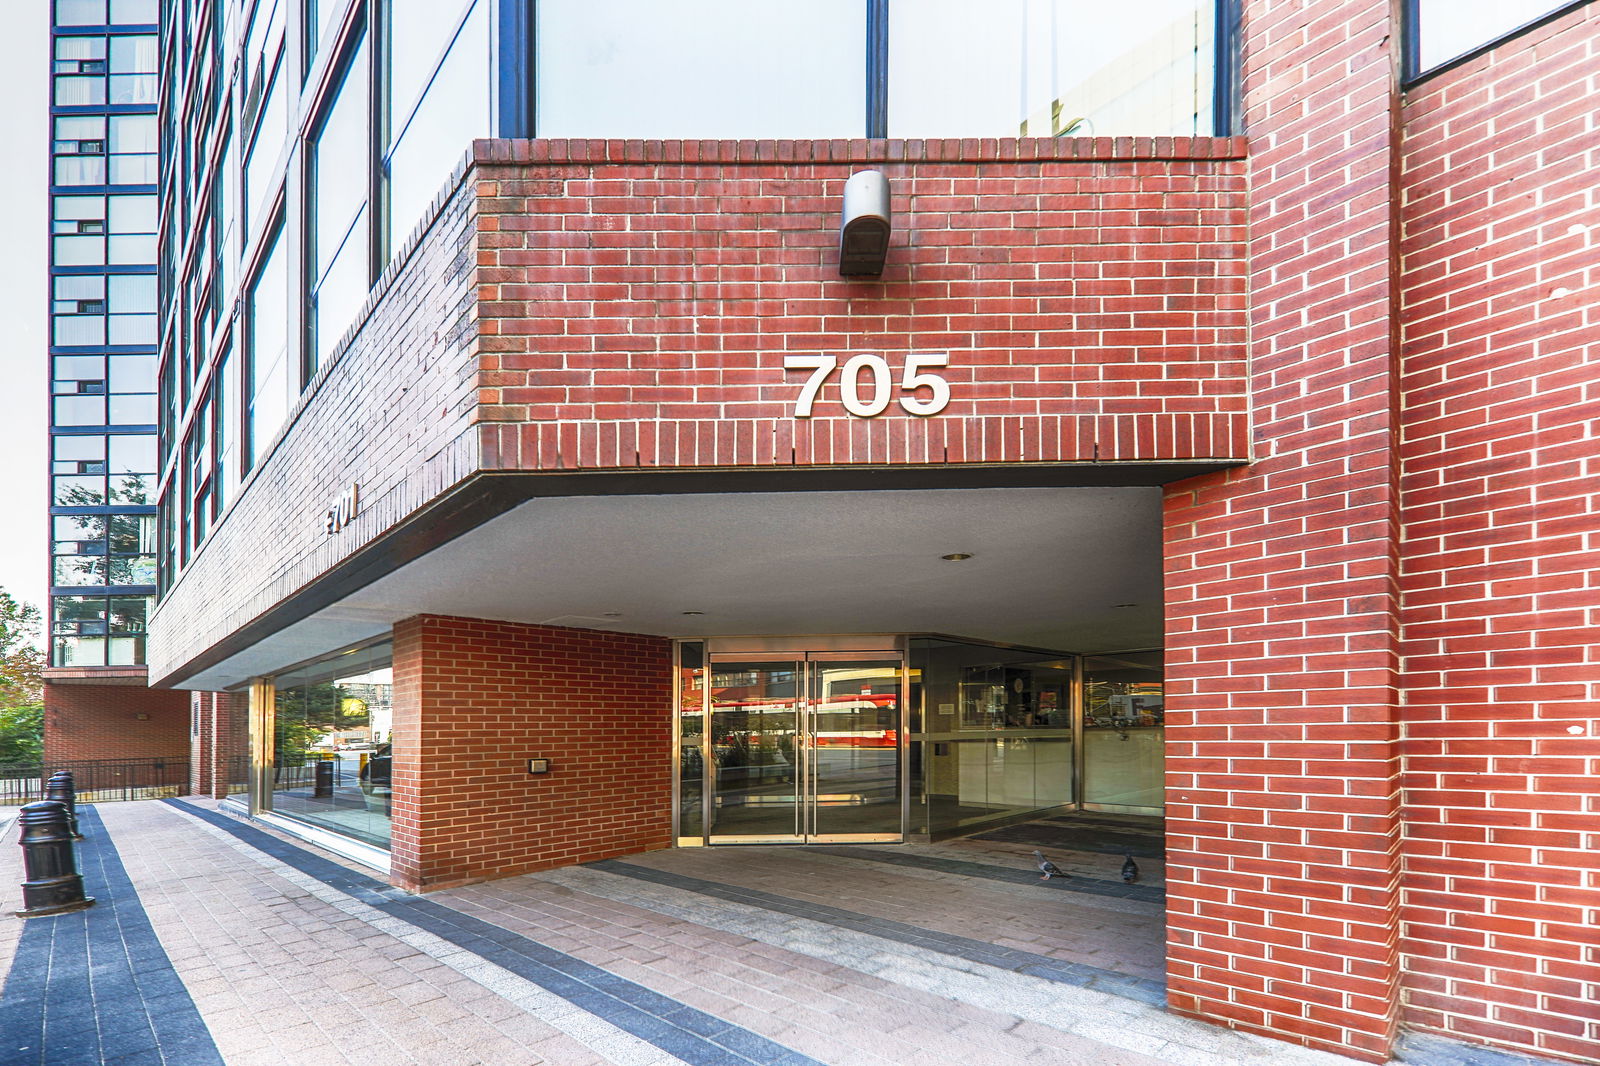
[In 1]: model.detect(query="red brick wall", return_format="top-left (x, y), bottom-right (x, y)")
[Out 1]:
top-left (1399, 7), bottom-right (1600, 1063)
top-left (473, 137), bottom-right (1250, 471)
top-left (1163, 0), bottom-right (1404, 1060)
top-left (43, 682), bottom-right (193, 765)
top-left (389, 614), bottom-right (673, 891)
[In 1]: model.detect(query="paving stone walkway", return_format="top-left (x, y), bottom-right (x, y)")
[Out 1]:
top-left (0, 800), bottom-right (1564, 1066)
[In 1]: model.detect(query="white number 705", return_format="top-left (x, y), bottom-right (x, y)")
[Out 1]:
top-left (783, 353), bottom-right (951, 418)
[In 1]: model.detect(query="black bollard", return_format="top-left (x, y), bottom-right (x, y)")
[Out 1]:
top-left (13, 801), bottom-right (95, 918)
top-left (46, 771), bottom-right (82, 840)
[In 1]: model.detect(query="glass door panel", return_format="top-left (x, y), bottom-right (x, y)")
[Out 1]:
top-left (677, 642), bottom-right (706, 843)
top-left (809, 659), bottom-right (902, 841)
top-left (708, 660), bottom-right (802, 842)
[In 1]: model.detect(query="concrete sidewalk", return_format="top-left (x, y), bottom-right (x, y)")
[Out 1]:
top-left (0, 800), bottom-right (1556, 1066)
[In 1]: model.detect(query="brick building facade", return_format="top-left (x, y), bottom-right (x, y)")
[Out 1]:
top-left (1397, 9), bottom-right (1600, 1061)
top-left (43, 675), bottom-right (192, 765)
top-left (147, 2), bottom-right (1599, 1064)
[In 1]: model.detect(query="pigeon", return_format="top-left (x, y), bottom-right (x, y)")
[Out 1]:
top-left (1121, 854), bottom-right (1140, 883)
top-left (1033, 850), bottom-right (1066, 880)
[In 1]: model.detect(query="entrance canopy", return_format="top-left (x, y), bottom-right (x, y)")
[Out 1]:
top-left (169, 486), bottom-right (1163, 690)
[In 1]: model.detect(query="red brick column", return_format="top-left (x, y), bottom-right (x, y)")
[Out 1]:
top-left (187, 690), bottom-right (248, 799)
top-left (214, 689), bottom-right (250, 800)
top-left (389, 615), bottom-right (673, 891)
top-left (1163, 0), bottom-right (1403, 1059)
top-left (190, 692), bottom-right (213, 797)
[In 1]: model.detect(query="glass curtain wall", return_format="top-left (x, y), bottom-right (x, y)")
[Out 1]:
top-left (251, 641), bottom-right (396, 849)
top-left (307, 34), bottom-right (370, 369)
top-left (48, 0), bottom-right (159, 667)
top-left (535, 0), bottom-right (864, 138)
top-left (889, 0), bottom-right (1215, 137)
top-left (383, 0), bottom-right (492, 247)
top-left (537, 0), bottom-right (1221, 138)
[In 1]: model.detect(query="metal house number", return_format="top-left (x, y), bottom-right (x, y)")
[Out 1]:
top-left (783, 353), bottom-right (951, 418)
top-left (323, 483), bottom-right (360, 535)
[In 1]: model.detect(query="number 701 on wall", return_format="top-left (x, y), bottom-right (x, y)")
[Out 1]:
top-left (783, 353), bottom-right (952, 418)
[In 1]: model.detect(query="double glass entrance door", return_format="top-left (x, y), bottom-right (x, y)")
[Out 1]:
top-left (706, 655), bottom-right (903, 843)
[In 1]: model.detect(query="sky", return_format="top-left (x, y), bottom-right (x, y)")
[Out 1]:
top-left (0, 3), bottom-right (49, 618)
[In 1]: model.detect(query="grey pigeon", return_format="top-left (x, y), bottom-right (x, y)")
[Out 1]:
top-left (1033, 850), bottom-right (1066, 880)
top-left (1121, 854), bottom-right (1139, 883)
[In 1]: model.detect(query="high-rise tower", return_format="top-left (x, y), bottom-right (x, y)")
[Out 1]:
top-left (43, 0), bottom-right (188, 762)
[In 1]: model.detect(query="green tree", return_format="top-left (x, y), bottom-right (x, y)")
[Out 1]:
top-left (0, 705), bottom-right (43, 765)
top-left (0, 589), bottom-right (46, 766)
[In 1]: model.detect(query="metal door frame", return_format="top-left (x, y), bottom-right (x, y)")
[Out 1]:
top-left (692, 649), bottom-right (906, 845)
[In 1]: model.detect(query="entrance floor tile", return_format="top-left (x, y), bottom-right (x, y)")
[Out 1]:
top-left (1, 800), bottom-right (1546, 1066)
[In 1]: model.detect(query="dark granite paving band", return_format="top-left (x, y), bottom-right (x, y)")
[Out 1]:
top-left (808, 845), bottom-right (1166, 904)
top-left (0, 806), bottom-right (225, 1066)
top-left (592, 859), bottom-right (1167, 1007)
top-left (971, 821), bottom-right (1167, 858)
top-left (166, 800), bottom-right (826, 1066)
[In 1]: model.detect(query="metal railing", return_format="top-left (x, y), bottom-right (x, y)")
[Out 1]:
top-left (225, 754), bottom-right (250, 796)
top-left (0, 757), bottom-right (191, 805)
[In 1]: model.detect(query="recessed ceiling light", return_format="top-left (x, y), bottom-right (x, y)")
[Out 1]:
top-left (602, 612), bottom-right (623, 619)
top-left (682, 610), bottom-right (704, 616)
top-left (1111, 603), bottom-right (1137, 609)
top-left (941, 553), bottom-right (973, 561)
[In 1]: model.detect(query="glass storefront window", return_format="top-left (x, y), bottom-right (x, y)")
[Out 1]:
top-left (258, 641), bottom-right (395, 850)
top-left (909, 638), bottom-right (1077, 837)
top-left (675, 637), bottom-right (1165, 843)
top-left (676, 641), bottom-right (705, 842)
top-left (1082, 651), bottom-right (1164, 812)
top-left (225, 691), bottom-right (250, 796)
